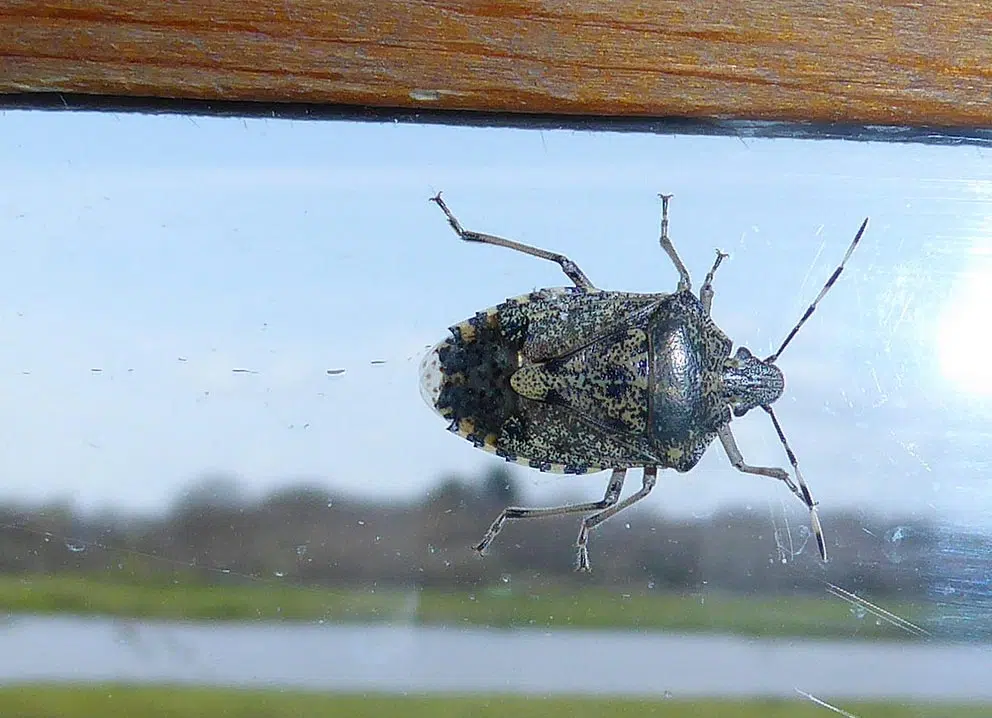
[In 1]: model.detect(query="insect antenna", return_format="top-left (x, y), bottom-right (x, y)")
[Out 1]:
top-left (762, 404), bottom-right (827, 561)
top-left (765, 218), bottom-right (868, 363)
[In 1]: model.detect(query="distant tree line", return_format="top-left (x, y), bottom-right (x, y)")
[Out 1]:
top-left (0, 466), bottom-right (971, 602)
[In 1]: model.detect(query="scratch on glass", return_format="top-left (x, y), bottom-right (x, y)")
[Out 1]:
top-left (826, 582), bottom-right (930, 638)
top-left (795, 688), bottom-right (861, 718)
top-left (769, 502), bottom-right (799, 563)
top-left (897, 440), bottom-right (933, 473)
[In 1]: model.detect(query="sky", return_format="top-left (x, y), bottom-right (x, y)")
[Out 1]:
top-left (1, 111), bottom-right (991, 529)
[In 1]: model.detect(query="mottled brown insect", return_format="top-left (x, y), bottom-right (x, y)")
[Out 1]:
top-left (420, 193), bottom-right (867, 570)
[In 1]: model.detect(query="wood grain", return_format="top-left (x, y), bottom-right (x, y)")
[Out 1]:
top-left (1, 1), bottom-right (991, 127)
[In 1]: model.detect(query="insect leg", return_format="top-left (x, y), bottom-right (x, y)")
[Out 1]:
top-left (472, 468), bottom-right (626, 555)
top-left (657, 194), bottom-right (692, 292)
top-left (717, 424), bottom-right (826, 561)
top-left (430, 193), bottom-right (596, 289)
top-left (700, 249), bottom-right (729, 315)
top-left (575, 466), bottom-right (658, 572)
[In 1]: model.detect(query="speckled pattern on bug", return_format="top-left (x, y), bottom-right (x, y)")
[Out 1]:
top-left (420, 193), bottom-right (867, 571)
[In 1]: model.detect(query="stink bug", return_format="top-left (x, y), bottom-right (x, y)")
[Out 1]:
top-left (420, 192), bottom-right (867, 571)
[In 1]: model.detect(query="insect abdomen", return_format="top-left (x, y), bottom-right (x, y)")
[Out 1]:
top-left (420, 290), bottom-right (662, 473)
top-left (420, 307), bottom-right (522, 453)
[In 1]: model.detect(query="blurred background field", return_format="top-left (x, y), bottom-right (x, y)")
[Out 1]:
top-left (0, 468), bottom-right (942, 639)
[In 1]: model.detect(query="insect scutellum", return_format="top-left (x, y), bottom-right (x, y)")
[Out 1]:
top-left (423, 192), bottom-right (867, 571)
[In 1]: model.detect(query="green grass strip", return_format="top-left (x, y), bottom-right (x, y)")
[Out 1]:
top-left (0, 574), bottom-right (929, 640)
top-left (0, 686), bottom-right (986, 718)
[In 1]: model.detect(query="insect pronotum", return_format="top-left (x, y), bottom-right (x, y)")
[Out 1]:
top-left (420, 192), bottom-right (867, 571)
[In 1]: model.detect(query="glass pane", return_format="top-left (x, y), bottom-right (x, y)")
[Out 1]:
top-left (0, 110), bottom-right (989, 715)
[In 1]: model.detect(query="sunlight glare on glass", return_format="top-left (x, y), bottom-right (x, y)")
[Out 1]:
top-left (937, 239), bottom-right (992, 395)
